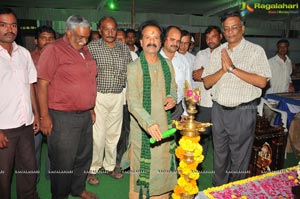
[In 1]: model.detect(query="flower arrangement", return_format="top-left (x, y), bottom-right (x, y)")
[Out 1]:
top-left (172, 87), bottom-right (204, 199)
top-left (203, 166), bottom-right (298, 199)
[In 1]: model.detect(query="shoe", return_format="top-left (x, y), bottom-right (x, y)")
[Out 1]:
top-left (87, 174), bottom-right (99, 185)
top-left (104, 168), bottom-right (123, 179)
top-left (79, 190), bottom-right (99, 199)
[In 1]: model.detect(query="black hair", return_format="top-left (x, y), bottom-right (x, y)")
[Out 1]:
top-left (221, 10), bottom-right (244, 25)
top-left (181, 30), bottom-right (191, 37)
top-left (138, 20), bottom-right (163, 41)
top-left (125, 29), bottom-right (136, 37)
top-left (98, 16), bottom-right (117, 28)
top-left (277, 39), bottom-right (289, 48)
top-left (0, 7), bottom-right (17, 19)
top-left (35, 25), bottom-right (56, 39)
top-left (163, 25), bottom-right (181, 41)
top-left (117, 28), bottom-right (126, 34)
top-left (204, 26), bottom-right (222, 35)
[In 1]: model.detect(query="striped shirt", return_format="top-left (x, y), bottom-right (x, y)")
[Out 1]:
top-left (202, 38), bottom-right (271, 107)
top-left (88, 39), bottom-right (132, 93)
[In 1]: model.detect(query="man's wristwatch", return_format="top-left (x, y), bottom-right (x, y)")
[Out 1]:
top-left (228, 65), bottom-right (236, 73)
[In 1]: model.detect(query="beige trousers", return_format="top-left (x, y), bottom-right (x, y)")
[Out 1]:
top-left (90, 92), bottom-right (123, 173)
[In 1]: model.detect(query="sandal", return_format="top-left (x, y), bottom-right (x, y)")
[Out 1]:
top-left (87, 174), bottom-right (99, 185)
top-left (79, 190), bottom-right (99, 199)
top-left (105, 169), bottom-right (123, 179)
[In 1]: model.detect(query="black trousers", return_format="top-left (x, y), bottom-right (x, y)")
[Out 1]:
top-left (211, 101), bottom-right (257, 186)
top-left (116, 105), bottom-right (130, 165)
top-left (0, 124), bottom-right (38, 199)
top-left (48, 109), bottom-right (93, 199)
top-left (195, 106), bottom-right (212, 158)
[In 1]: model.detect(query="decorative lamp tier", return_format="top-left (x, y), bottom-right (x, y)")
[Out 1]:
top-left (172, 81), bottom-right (212, 199)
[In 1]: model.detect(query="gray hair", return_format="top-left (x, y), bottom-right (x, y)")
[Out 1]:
top-left (65, 15), bottom-right (90, 31)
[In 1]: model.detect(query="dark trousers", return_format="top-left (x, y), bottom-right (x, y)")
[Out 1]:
top-left (0, 124), bottom-right (38, 199)
top-left (171, 102), bottom-right (184, 120)
top-left (34, 131), bottom-right (50, 181)
top-left (211, 101), bottom-right (257, 186)
top-left (48, 109), bottom-right (93, 199)
top-left (195, 106), bottom-right (212, 158)
top-left (116, 105), bottom-right (130, 165)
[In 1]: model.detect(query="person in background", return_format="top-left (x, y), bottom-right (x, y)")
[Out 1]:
top-left (178, 30), bottom-right (195, 74)
top-left (30, 25), bottom-right (56, 181)
top-left (202, 10), bottom-right (271, 186)
top-left (89, 30), bottom-right (100, 42)
top-left (117, 28), bottom-right (138, 60)
top-left (37, 15), bottom-right (98, 199)
top-left (87, 16), bottom-right (132, 185)
top-left (127, 20), bottom-right (177, 199)
top-left (126, 28), bottom-right (140, 55)
top-left (160, 26), bottom-right (192, 121)
top-left (31, 25), bottom-right (56, 66)
top-left (266, 39), bottom-right (294, 94)
top-left (192, 26), bottom-right (223, 159)
top-left (0, 7), bottom-right (40, 199)
top-left (188, 35), bottom-right (197, 55)
top-left (115, 28), bottom-right (137, 171)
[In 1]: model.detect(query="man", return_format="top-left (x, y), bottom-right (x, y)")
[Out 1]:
top-left (115, 28), bottom-right (137, 171)
top-left (202, 11), bottom-right (271, 186)
top-left (31, 25), bottom-right (56, 181)
top-left (0, 7), bottom-right (39, 199)
top-left (87, 16), bottom-right (132, 185)
top-left (192, 26), bottom-right (223, 158)
top-left (89, 31), bottom-right (100, 42)
top-left (117, 29), bottom-right (138, 60)
top-left (266, 39), bottom-right (294, 94)
top-left (160, 26), bottom-right (192, 121)
top-left (126, 28), bottom-right (140, 55)
top-left (31, 25), bottom-right (56, 66)
top-left (188, 36), bottom-right (197, 55)
top-left (178, 30), bottom-right (195, 75)
top-left (37, 15), bottom-right (98, 199)
top-left (127, 20), bottom-right (177, 199)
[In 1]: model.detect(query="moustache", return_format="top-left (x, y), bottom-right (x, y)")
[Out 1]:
top-left (171, 45), bottom-right (178, 49)
top-left (106, 36), bottom-right (115, 39)
top-left (4, 32), bottom-right (16, 37)
top-left (78, 42), bottom-right (87, 46)
top-left (147, 43), bottom-right (157, 47)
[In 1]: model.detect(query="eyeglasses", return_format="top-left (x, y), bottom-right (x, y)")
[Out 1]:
top-left (222, 25), bottom-right (242, 33)
top-left (0, 22), bottom-right (17, 29)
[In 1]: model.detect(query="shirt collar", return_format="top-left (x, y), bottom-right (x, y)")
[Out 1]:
top-left (0, 41), bottom-right (18, 53)
top-left (224, 37), bottom-right (246, 52)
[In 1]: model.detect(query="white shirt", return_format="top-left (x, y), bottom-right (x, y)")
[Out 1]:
top-left (160, 49), bottom-right (192, 115)
top-left (0, 42), bottom-right (37, 129)
top-left (194, 48), bottom-right (213, 107)
top-left (266, 54), bottom-right (292, 94)
top-left (183, 52), bottom-right (195, 87)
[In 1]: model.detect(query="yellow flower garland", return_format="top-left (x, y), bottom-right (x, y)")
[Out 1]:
top-left (172, 135), bottom-right (204, 199)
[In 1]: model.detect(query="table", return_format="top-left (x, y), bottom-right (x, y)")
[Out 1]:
top-left (265, 92), bottom-right (300, 127)
top-left (196, 166), bottom-right (299, 199)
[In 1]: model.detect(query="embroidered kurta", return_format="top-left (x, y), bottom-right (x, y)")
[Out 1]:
top-left (126, 57), bottom-right (177, 196)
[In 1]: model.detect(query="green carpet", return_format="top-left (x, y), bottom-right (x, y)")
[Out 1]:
top-left (11, 137), bottom-right (298, 199)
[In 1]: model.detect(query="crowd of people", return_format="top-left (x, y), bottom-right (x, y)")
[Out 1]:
top-left (0, 6), bottom-right (295, 199)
